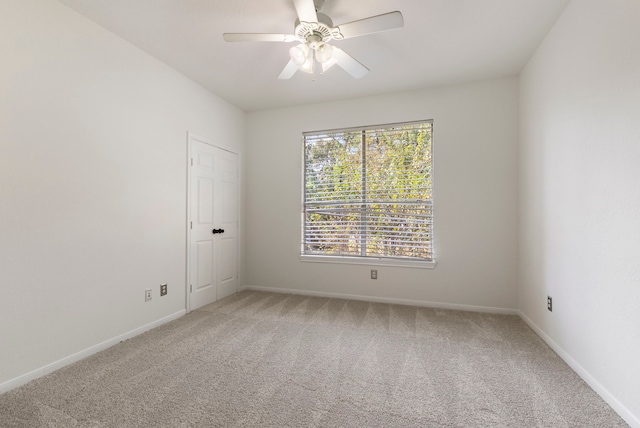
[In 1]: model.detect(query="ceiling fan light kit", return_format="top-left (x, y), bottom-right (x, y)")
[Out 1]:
top-left (223, 0), bottom-right (403, 80)
top-left (290, 44), bottom-right (316, 74)
top-left (290, 43), bottom-right (310, 66)
top-left (315, 43), bottom-right (334, 63)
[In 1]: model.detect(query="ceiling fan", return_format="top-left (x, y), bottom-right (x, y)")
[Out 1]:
top-left (223, 0), bottom-right (404, 79)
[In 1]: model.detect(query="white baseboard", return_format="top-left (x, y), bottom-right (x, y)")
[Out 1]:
top-left (517, 311), bottom-right (639, 428)
top-left (243, 285), bottom-right (518, 315)
top-left (0, 309), bottom-right (186, 395)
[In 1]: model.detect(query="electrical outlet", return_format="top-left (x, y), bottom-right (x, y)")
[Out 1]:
top-left (145, 289), bottom-right (152, 302)
top-left (160, 283), bottom-right (167, 296)
top-left (371, 269), bottom-right (378, 280)
top-left (547, 296), bottom-right (552, 312)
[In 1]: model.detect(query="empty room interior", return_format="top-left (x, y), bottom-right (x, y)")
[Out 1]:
top-left (1, 0), bottom-right (639, 426)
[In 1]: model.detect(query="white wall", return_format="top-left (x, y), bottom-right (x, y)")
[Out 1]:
top-left (519, 0), bottom-right (640, 425)
top-left (0, 0), bottom-right (244, 387)
top-left (245, 78), bottom-right (519, 311)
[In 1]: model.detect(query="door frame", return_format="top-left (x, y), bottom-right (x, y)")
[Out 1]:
top-left (185, 132), bottom-right (241, 313)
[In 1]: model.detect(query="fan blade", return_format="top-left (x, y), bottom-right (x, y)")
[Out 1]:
top-left (278, 60), bottom-right (298, 79)
top-left (293, 0), bottom-right (318, 23)
top-left (334, 11), bottom-right (404, 40)
top-left (332, 47), bottom-right (369, 79)
top-left (223, 33), bottom-right (297, 42)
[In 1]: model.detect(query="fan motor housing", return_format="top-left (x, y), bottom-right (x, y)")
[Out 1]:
top-left (294, 12), bottom-right (335, 45)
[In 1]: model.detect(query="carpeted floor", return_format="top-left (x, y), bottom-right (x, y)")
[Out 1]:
top-left (0, 290), bottom-right (628, 427)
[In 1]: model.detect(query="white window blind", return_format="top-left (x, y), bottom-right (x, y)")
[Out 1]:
top-left (303, 121), bottom-right (433, 262)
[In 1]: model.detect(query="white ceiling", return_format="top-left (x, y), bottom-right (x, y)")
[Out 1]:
top-left (56, 0), bottom-right (570, 112)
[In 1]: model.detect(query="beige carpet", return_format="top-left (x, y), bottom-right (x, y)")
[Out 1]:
top-left (0, 290), bottom-right (627, 427)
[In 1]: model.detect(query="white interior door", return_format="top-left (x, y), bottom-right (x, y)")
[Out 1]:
top-left (188, 136), bottom-right (239, 311)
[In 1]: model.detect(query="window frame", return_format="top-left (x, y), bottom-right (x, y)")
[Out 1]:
top-left (300, 120), bottom-right (436, 269)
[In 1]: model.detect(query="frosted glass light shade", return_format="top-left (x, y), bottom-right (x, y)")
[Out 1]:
top-left (289, 44), bottom-right (310, 66)
top-left (315, 43), bottom-right (334, 64)
top-left (299, 55), bottom-right (315, 74)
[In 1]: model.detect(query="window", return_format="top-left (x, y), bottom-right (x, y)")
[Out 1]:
top-left (302, 121), bottom-right (434, 267)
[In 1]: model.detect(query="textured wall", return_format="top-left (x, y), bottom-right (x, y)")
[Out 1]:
top-left (246, 78), bottom-right (519, 311)
top-left (0, 0), bottom-right (245, 386)
top-left (519, 0), bottom-right (640, 425)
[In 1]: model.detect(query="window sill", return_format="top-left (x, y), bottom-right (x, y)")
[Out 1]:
top-left (300, 255), bottom-right (436, 269)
